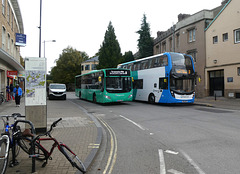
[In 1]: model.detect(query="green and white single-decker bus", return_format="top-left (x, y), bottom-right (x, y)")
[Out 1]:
top-left (75, 68), bottom-right (133, 103)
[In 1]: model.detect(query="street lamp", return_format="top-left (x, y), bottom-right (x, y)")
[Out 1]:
top-left (43, 40), bottom-right (56, 58)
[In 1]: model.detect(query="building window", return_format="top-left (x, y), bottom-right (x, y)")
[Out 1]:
top-left (2, 0), bottom-right (5, 16)
top-left (176, 33), bottom-right (180, 48)
top-left (2, 27), bottom-right (6, 50)
top-left (213, 36), bottom-right (218, 44)
top-left (234, 29), bottom-right (240, 43)
top-left (85, 64), bottom-right (90, 70)
top-left (162, 41), bottom-right (166, 52)
top-left (81, 65), bottom-right (84, 71)
top-left (11, 39), bottom-right (13, 55)
top-left (223, 33), bottom-right (228, 42)
top-left (11, 12), bottom-right (13, 30)
top-left (7, 2), bottom-right (10, 23)
top-left (187, 50), bottom-right (197, 62)
top-left (238, 67), bottom-right (240, 76)
top-left (7, 33), bottom-right (10, 51)
top-left (188, 28), bottom-right (196, 42)
top-left (169, 37), bottom-right (173, 51)
top-left (91, 64), bottom-right (97, 70)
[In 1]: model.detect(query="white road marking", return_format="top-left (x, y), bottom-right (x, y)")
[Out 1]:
top-left (165, 150), bottom-right (179, 155)
top-left (168, 169), bottom-right (185, 174)
top-left (119, 115), bottom-right (146, 130)
top-left (180, 150), bottom-right (206, 174)
top-left (158, 149), bottom-right (166, 174)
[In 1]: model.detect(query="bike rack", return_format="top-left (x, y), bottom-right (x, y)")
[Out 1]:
top-left (12, 120), bottom-right (37, 173)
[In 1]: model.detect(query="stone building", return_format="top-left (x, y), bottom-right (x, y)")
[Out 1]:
top-left (153, 2), bottom-right (226, 97)
top-left (0, 0), bottom-right (24, 99)
top-left (205, 0), bottom-right (240, 98)
top-left (81, 56), bottom-right (99, 74)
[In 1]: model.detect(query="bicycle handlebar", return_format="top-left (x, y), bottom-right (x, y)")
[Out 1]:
top-left (0, 113), bottom-right (26, 118)
top-left (52, 118), bottom-right (62, 128)
top-left (31, 118), bottom-right (62, 143)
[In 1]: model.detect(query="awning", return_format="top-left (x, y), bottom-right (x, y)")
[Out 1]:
top-left (0, 48), bottom-right (24, 72)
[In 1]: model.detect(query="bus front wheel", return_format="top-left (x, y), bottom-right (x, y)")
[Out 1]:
top-left (79, 92), bottom-right (81, 99)
top-left (148, 94), bottom-right (155, 104)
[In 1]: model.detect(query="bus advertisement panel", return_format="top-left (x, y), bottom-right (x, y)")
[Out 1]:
top-left (117, 52), bottom-right (196, 104)
top-left (75, 68), bottom-right (133, 103)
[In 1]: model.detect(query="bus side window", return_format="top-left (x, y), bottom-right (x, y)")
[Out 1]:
top-left (144, 61), bottom-right (149, 69)
top-left (159, 78), bottom-right (168, 89)
top-left (149, 59), bottom-right (153, 68)
top-left (134, 63), bottom-right (140, 71)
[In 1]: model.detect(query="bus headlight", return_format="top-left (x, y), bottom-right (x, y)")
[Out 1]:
top-left (128, 94), bottom-right (133, 98)
top-left (104, 95), bottom-right (111, 100)
top-left (171, 91), bottom-right (175, 98)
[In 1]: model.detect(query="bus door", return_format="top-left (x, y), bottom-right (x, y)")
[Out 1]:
top-left (158, 77), bottom-right (168, 101)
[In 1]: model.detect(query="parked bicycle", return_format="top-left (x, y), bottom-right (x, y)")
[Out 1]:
top-left (0, 113), bottom-right (35, 174)
top-left (0, 92), bottom-right (5, 105)
top-left (17, 118), bottom-right (86, 173)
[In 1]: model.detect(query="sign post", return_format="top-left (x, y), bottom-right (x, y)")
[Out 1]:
top-left (25, 57), bottom-right (47, 133)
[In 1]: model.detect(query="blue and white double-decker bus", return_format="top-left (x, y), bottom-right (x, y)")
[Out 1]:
top-left (117, 52), bottom-right (196, 104)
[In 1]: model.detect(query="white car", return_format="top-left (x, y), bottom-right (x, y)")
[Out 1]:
top-left (48, 83), bottom-right (66, 100)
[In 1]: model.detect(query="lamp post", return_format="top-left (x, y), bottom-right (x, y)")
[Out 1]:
top-left (43, 40), bottom-right (56, 58)
top-left (39, 0), bottom-right (42, 57)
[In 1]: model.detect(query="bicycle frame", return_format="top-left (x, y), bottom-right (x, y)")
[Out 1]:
top-left (36, 136), bottom-right (60, 159)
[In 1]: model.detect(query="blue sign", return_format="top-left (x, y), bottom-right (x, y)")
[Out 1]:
top-left (15, 33), bottom-right (26, 46)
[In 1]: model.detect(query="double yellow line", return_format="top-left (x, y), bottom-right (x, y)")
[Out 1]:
top-left (98, 117), bottom-right (118, 174)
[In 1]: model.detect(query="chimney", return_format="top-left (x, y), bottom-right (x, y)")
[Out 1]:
top-left (178, 13), bottom-right (190, 22)
top-left (221, 0), bottom-right (228, 5)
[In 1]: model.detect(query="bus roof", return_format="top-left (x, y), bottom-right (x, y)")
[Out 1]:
top-left (117, 52), bottom-right (193, 67)
top-left (117, 53), bottom-right (166, 67)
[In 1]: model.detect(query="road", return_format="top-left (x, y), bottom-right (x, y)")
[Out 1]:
top-left (71, 95), bottom-right (240, 174)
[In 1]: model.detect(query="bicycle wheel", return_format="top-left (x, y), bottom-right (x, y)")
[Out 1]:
top-left (60, 144), bottom-right (86, 173)
top-left (0, 136), bottom-right (10, 174)
top-left (17, 137), bottom-right (47, 161)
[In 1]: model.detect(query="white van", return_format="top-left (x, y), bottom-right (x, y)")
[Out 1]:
top-left (48, 83), bottom-right (66, 100)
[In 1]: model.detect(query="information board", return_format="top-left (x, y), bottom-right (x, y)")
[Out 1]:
top-left (25, 57), bottom-right (46, 106)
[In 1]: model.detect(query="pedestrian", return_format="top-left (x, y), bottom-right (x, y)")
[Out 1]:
top-left (6, 85), bottom-right (10, 101)
top-left (13, 84), bottom-right (22, 107)
top-left (10, 83), bottom-right (14, 100)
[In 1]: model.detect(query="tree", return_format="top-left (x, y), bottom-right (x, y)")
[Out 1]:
top-left (97, 21), bottom-right (122, 69)
top-left (136, 14), bottom-right (153, 59)
top-left (50, 46), bottom-right (88, 84)
top-left (122, 51), bottom-right (134, 63)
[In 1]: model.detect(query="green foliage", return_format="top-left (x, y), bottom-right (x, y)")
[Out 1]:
top-left (97, 21), bottom-right (122, 69)
top-left (136, 14), bottom-right (154, 59)
top-left (50, 46), bottom-right (88, 84)
top-left (122, 51), bottom-right (134, 63)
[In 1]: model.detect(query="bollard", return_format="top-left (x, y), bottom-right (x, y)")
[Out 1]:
top-left (215, 93), bottom-right (217, 101)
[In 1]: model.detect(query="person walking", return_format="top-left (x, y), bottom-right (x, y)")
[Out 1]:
top-left (6, 85), bottom-right (10, 101)
top-left (13, 84), bottom-right (22, 107)
top-left (10, 83), bottom-right (14, 100)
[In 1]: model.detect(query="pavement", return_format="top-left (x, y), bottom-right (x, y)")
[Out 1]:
top-left (0, 92), bottom-right (102, 174)
top-left (0, 93), bottom-right (239, 174)
top-left (194, 96), bottom-right (240, 111)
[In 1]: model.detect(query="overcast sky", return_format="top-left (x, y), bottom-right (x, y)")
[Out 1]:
top-left (18, 0), bottom-right (222, 72)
